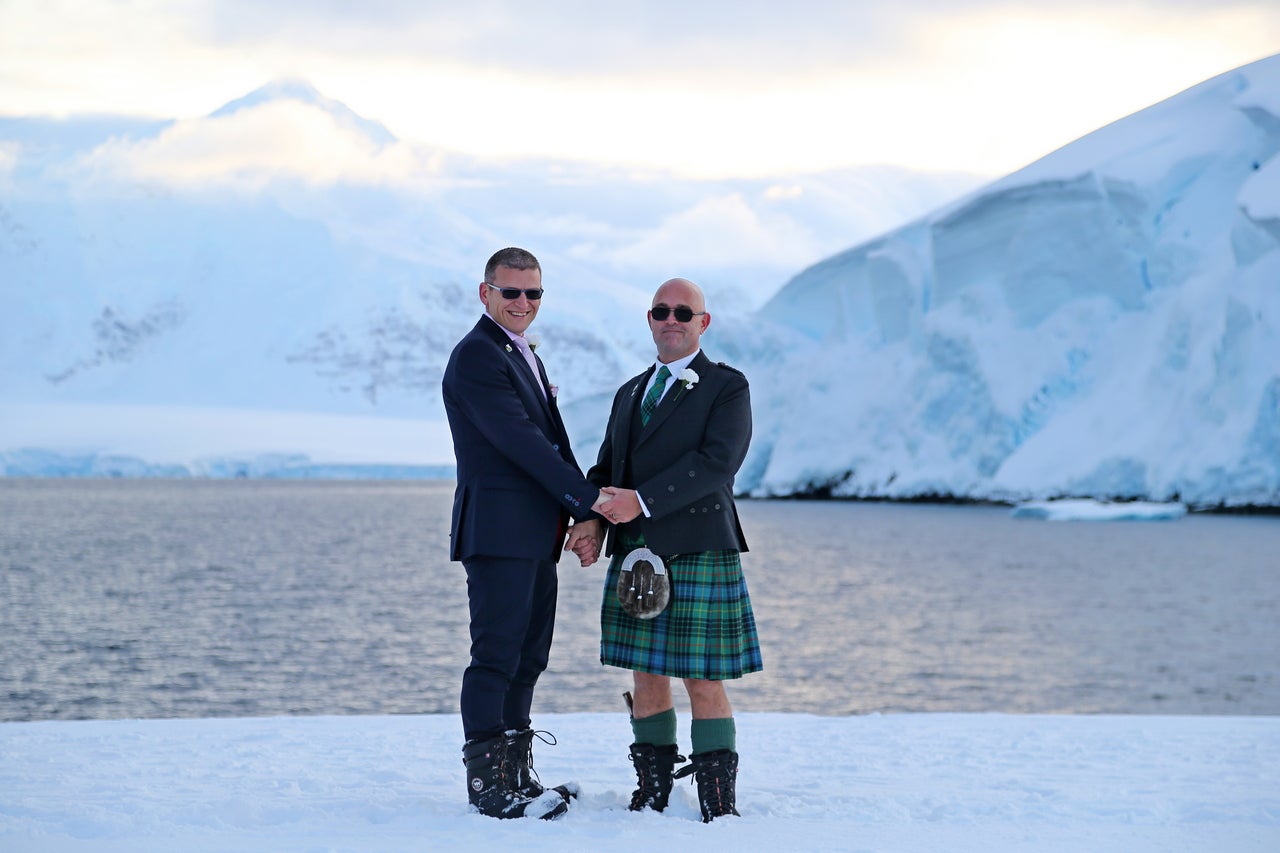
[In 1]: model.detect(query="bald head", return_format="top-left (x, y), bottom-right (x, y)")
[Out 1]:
top-left (648, 277), bottom-right (711, 363)
top-left (654, 278), bottom-right (705, 310)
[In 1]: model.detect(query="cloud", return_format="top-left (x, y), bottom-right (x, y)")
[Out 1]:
top-left (190, 1), bottom-right (901, 77)
top-left (69, 99), bottom-right (438, 192)
top-left (3, 1), bottom-right (1278, 178)
top-left (187, 1), bottom-right (1278, 79)
top-left (573, 193), bottom-right (823, 272)
top-left (764, 184), bottom-right (806, 201)
top-left (0, 141), bottom-right (17, 177)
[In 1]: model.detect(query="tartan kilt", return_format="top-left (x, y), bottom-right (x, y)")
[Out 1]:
top-left (600, 535), bottom-right (763, 680)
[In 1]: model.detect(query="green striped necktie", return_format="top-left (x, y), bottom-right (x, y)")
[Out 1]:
top-left (640, 365), bottom-right (671, 425)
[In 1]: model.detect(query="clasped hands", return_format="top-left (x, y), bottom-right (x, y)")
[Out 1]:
top-left (563, 487), bottom-right (641, 567)
top-left (593, 486), bottom-right (641, 525)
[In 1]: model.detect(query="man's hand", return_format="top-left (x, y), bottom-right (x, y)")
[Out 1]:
top-left (596, 486), bottom-right (642, 524)
top-left (565, 518), bottom-right (604, 567)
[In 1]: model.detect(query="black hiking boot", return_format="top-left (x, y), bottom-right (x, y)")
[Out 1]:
top-left (627, 742), bottom-right (687, 812)
top-left (674, 749), bottom-right (740, 822)
top-left (462, 734), bottom-right (569, 820)
top-left (503, 728), bottom-right (580, 802)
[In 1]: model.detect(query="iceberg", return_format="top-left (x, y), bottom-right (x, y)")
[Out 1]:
top-left (745, 54), bottom-right (1280, 509)
top-left (1010, 499), bottom-right (1188, 522)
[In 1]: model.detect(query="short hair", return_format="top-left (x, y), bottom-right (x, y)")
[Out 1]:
top-left (485, 247), bottom-right (541, 281)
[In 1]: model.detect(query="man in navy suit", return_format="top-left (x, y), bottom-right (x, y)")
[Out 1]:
top-left (442, 247), bottom-right (605, 820)
top-left (568, 278), bottom-right (762, 822)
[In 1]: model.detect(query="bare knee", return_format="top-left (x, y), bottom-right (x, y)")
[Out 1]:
top-left (683, 678), bottom-right (731, 718)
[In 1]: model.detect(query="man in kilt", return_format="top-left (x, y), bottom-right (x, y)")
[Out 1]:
top-left (567, 277), bottom-right (762, 822)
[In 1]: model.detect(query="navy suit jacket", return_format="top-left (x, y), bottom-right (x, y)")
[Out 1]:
top-left (587, 350), bottom-right (751, 558)
top-left (443, 316), bottom-right (598, 563)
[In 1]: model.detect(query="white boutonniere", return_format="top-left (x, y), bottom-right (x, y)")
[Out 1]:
top-left (679, 367), bottom-right (699, 390)
top-left (527, 333), bottom-right (542, 352)
top-left (504, 344), bottom-right (513, 352)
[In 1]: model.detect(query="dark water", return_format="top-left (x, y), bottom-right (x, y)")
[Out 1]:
top-left (1, 479), bottom-right (1277, 722)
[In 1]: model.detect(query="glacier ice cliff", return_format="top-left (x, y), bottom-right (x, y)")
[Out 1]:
top-left (742, 54), bottom-right (1280, 508)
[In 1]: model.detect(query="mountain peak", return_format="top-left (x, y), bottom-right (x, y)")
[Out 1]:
top-left (209, 78), bottom-right (396, 145)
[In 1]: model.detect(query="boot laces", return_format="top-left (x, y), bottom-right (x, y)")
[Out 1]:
top-left (676, 753), bottom-right (737, 819)
top-left (505, 728), bottom-right (558, 790)
top-left (630, 746), bottom-right (687, 809)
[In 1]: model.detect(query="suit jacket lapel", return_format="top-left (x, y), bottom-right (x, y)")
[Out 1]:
top-left (535, 355), bottom-right (567, 437)
top-left (614, 367), bottom-right (650, 464)
top-left (639, 379), bottom-right (682, 440)
top-left (477, 316), bottom-right (555, 428)
top-left (635, 353), bottom-right (708, 448)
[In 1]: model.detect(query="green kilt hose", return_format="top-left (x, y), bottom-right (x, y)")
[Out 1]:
top-left (601, 535), bottom-right (763, 680)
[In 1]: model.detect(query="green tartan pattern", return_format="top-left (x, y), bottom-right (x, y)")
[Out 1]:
top-left (600, 535), bottom-right (763, 680)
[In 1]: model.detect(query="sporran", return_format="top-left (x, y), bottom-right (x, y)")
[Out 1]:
top-left (616, 547), bottom-right (671, 620)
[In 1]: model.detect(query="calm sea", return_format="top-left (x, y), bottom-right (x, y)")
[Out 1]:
top-left (1, 479), bottom-right (1277, 722)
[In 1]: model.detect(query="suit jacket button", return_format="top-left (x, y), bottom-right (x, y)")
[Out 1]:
top-left (689, 507), bottom-right (696, 514)
top-left (688, 470), bottom-right (696, 477)
top-left (552, 444), bottom-right (560, 451)
top-left (667, 485), bottom-right (675, 492)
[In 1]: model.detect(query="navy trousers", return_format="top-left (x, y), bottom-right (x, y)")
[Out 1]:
top-left (460, 555), bottom-right (558, 741)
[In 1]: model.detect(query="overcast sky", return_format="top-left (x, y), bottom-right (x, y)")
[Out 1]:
top-left (2, 1), bottom-right (1277, 178)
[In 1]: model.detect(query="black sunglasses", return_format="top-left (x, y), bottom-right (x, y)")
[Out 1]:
top-left (649, 305), bottom-right (706, 323)
top-left (485, 282), bottom-right (543, 300)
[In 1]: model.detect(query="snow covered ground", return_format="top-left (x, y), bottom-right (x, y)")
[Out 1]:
top-left (2, 712), bottom-right (1277, 852)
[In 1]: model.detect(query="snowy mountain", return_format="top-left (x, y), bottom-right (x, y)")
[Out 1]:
top-left (209, 79), bottom-right (397, 146)
top-left (742, 54), bottom-right (1280, 508)
top-left (0, 79), bottom-right (973, 475)
top-left (3, 57), bottom-right (1278, 509)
